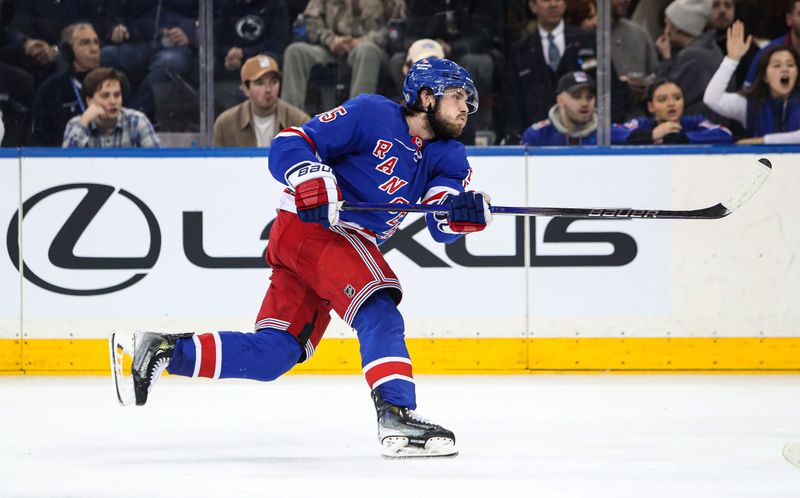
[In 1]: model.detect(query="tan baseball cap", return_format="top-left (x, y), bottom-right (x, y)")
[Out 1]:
top-left (240, 54), bottom-right (281, 83)
top-left (406, 38), bottom-right (445, 64)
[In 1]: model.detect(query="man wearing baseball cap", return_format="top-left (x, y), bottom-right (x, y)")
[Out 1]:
top-left (213, 54), bottom-right (310, 147)
top-left (521, 71), bottom-right (598, 146)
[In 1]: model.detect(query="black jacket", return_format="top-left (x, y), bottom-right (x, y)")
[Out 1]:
top-left (506, 25), bottom-right (628, 144)
top-left (215, 0), bottom-right (289, 70)
top-left (11, 0), bottom-right (102, 44)
top-left (401, 0), bottom-right (501, 58)
top-left (29, 67), bottom-right (131, 146)
top-left (105, 0), bottom-right (198, 44)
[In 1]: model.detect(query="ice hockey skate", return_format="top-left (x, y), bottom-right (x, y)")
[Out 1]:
top-left (371, 390), bottom-right (458, 458)
top-left (109, 331), bottom-right (192, 406)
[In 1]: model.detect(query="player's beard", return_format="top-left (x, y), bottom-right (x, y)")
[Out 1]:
top-left (426, 100), bottom-right (464, 139)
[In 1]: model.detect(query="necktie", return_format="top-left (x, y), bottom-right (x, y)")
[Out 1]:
top-left (547, 32), bottom-right (560, 72)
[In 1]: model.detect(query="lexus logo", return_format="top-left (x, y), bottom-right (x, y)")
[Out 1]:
top-left (6, 183), bottom-right (161, 296)
top-left (5, 183), bottom-right (638, 297)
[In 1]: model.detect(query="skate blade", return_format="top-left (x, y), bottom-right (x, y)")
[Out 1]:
top-left (782, 442), bottom-right (800, 469)
top-left (380, 436), bottom-right (458, 458)
top-left (109, 331), bottom-right (135, 407)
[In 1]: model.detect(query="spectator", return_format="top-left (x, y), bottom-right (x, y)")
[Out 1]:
top-left (612, 77), bottom-right (732, 144)
top-left (612, 0), bottom-right (658, 117)
top-left (6, 0), bottom-right (102, 82)
top-left (213, 55), bottom-right (310, 147)
top-left (281, 0), bottom-right (405, 112)
top-left (63, 67), bottom-right (161, 148)
top-left (215, 0), bottom-right (290, 112)
top-left (565, 0), bottom-right (597, 29)
top-left (743, 0), bottom-right (800, 89)
top-left (507, 0), bottom-right (595, 143)
top-left (385, 1), bottom-right (501, 130)
top-left (655, 0), bottom-right (723, 117)
top-left (101, 0), bottom-right (198, 120)
top-left (0, 1), bottom-right (34, 147)
top-left (708, 0), bottom-right (757, 90)
top-left (521, 70), bottom-right (597, 145)
top-left (506, 0), bottom-right (629, 143)
top-left (29, 23), bottom-right (123, 146)
top-left (0, 58), bottom-right (33, 146)
top-left (401, 39), bottom-right (445, 76)
top-left (704, 21), bottom-right (800, 144)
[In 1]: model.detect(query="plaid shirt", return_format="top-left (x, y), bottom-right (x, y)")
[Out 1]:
top-left (62, 107), bottom-right (162, 148)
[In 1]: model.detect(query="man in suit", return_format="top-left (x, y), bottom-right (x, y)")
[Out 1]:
top-left (507, 0), bottom-right (596, 143)
top-left (213, 54), bottom-right (310, 147)
top-left (506, 0), bottom-right (627, 144)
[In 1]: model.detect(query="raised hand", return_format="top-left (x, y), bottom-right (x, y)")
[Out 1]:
top-left (726, 20), bottom-right (752, 62)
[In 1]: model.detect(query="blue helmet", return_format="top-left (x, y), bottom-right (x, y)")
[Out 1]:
top-left (402, 57), bottom-right (478, 114)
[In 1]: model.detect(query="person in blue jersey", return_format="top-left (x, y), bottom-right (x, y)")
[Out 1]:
top-left (521, 71), bottom-right (598, 146)
top-left (111, 58), bottom-right (491, 459)
top-left (703, 20), bottom-right (800, 144)
top-left (612, 77), bottom-right (733, 144)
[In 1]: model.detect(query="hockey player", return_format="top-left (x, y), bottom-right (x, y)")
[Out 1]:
top-left (111, 57), bottom-right (491, 458)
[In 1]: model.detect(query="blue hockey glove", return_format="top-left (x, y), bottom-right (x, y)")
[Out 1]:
top-left (445, 191), bottom-right (492, 233)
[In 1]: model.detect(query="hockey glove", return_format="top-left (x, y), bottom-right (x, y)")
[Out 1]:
top-left (286, 161), bottom-right (342, 228)
top-left (445, 191), bottom-right (492, 233)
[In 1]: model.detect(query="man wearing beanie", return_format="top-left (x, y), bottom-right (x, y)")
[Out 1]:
top-left (655, 0), bottom-right (724, 118)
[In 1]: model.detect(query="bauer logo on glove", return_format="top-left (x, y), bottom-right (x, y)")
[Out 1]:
top-left (286, 161), bottom-right (342, 228)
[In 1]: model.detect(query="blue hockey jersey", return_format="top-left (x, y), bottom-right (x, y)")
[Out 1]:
top-left (269, 94), bottom-right (472, 244)
top-left (611, 115), bottom-right (733, 144)
top-left (520, 119), bottom-right (597, 146)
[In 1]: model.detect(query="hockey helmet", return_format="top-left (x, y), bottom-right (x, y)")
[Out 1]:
top-left (403, 57), bottom-right (478, 114)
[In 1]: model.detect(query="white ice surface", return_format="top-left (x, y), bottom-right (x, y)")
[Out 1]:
top-left (1, 375), bottom-right (800, 498)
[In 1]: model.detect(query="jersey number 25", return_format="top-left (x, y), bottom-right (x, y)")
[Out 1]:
top-left (319, 106), bottom-right (347, 123)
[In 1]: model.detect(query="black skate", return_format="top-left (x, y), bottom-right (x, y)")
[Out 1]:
top-left (371, 390), bottom-right (458, 458)
top-left (109, 331), bottom-right (192, 406)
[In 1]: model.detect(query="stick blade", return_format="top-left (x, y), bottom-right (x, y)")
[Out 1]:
top-left (719, 157), bottom-right (772, 215)
top-left (783, 441), bottom-right (800, 469)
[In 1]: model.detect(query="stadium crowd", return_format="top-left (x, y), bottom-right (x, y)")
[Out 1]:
top-left (0, 0), bottom-right (798, 148)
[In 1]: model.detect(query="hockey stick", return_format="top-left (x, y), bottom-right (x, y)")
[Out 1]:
top-left (341, 158), bottom-right (772, 220)
top-left (783, 442), bottom-right (800, 469)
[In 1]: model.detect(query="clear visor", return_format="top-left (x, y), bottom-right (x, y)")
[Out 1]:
top-left (437, 84), bottom-right (479, 114)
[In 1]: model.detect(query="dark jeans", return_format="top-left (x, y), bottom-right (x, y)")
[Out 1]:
top-left (101, 42), bottom-right (195, 117)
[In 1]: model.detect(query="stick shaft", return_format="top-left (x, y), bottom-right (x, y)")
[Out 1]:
top-left (340, 202), bottom-right (729, 219)
top-left (340, 158), bottom-right (771, 221)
